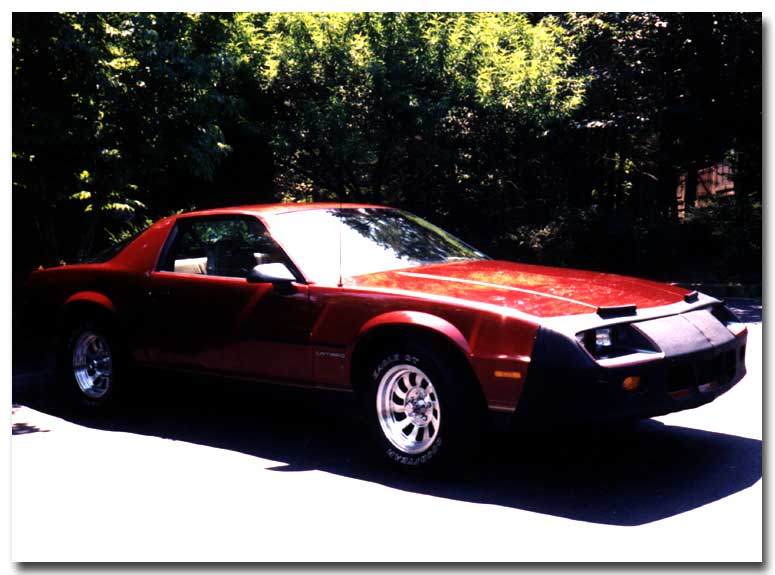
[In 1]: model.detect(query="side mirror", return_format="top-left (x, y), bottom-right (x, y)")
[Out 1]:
top-left (247, 262), bottom-right (296, 285)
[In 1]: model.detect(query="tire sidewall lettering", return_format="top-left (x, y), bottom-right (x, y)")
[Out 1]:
top-left (371, 353), bottom-right (422, 382)
top-left (385, 436), bottom-right (442, 466)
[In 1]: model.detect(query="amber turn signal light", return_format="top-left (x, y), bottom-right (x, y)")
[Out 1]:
top-left (622, 376), bottom-right (640, 392)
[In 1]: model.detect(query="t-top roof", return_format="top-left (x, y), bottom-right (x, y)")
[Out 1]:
top-left (178, 202), bottom-right (389, 219)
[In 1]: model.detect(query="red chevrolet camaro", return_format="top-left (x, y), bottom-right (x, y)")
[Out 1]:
top-left (27, 203), bottom-right (748, 468)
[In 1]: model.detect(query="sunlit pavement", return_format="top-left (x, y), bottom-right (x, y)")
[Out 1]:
top-left (11, 299), bottom-right (762, 562)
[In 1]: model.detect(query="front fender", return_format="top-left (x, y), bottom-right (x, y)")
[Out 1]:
top-left (357, 310), bottom-right (471, 356)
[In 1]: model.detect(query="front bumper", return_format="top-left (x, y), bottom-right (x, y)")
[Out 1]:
top-left (512, 313), bottom-right (748, 428)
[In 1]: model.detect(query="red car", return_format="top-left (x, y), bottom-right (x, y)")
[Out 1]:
top-left (26, 203), bottom-right (748, 468)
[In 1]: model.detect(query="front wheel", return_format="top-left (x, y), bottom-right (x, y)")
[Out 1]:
top-left (376, 363), bottom-right (442, 457)
top-left (363, 341), bottom-right (483, 469)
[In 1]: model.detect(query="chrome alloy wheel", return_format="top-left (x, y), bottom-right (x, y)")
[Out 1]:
top-left (376, 364), bottom-right (441, 455)
top-left (72, 331), bottom-right (113, 400)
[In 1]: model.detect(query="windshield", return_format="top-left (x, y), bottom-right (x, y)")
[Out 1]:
top-left (265, 208), bottom-right (488, 284)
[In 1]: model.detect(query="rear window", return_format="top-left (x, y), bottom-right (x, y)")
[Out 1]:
top-left (78, 228), bottom-right (148, 264)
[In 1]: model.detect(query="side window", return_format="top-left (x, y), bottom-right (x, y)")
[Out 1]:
top-left (160, 217), bottom-right (287, 278)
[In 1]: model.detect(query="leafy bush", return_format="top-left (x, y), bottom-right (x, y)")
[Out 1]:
top-left (498, 198), bottom-right (760, 282)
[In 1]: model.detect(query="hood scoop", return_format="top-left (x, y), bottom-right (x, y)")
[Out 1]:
top-left (597, 304), bottom-right (637, 319)
top-left (683, 290), bottom-right (699, 303)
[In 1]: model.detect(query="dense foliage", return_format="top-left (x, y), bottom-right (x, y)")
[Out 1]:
top-left (12, 12), bottom-right (761, 285)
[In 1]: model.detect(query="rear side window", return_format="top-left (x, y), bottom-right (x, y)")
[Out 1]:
top-left (158, 217), bottom-right (288, 279)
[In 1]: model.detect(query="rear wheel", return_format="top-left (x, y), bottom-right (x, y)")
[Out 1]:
top-left (363, 340), bottom-right (483, 469)
top-left (57, 319), bottom-right (125, 408)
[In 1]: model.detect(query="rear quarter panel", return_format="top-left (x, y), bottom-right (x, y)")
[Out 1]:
top-left (27, 265), bottom-right (148, 349)
top-left (24, 218), bottom-right (174, 355)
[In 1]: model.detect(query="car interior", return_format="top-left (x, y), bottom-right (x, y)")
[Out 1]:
top-left (166, 219), bottom-right (286, 279)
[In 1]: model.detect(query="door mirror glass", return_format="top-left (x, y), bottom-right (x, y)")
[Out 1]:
top-left (247, 263), bottom-right (296, 284)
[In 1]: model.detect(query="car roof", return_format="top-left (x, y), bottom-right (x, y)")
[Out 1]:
top-left (176, 202), bottom-right (390, 219)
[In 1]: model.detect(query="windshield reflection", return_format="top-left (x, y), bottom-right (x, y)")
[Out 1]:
top-left (266, 208), bottom-right (488, 284)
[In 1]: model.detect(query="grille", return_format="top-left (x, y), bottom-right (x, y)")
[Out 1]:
top-left (667, 350), bottom-right (737, 393)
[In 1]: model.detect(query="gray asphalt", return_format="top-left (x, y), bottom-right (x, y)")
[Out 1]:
top-left (11, 299), bottom-right (762, 562)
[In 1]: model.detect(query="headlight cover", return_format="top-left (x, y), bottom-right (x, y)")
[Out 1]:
top-left (576, 324), bottom-right (660, 360)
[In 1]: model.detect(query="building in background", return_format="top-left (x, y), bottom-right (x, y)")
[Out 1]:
top-left (676, 161), bottom-right (736, 219)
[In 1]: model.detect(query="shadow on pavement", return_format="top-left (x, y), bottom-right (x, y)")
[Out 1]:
top-left (12, 366), bottom-right (762, 527)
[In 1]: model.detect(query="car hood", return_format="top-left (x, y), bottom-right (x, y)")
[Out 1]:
top-left (347, 260), bottom-right (689, 317)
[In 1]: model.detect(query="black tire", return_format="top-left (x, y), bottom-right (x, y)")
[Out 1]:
top-left (362, 339), bottom-right (484, 470)
top-left (56, 317), bottom-right (126, 409)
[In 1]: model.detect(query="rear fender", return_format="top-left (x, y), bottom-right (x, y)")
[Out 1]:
top-left (60, 291), bottom-right (117, 328)
top-left (64, 291), bottom-right (116, 314)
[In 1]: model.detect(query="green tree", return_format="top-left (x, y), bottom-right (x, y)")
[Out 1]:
top-left (13, 12), bottom-right (239, 263)
top-left (12, 12), bottom-right (761, 284)
top-left (255, 13), bottom-right (586, 234)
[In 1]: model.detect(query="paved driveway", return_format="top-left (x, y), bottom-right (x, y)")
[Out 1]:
top-left (11, 299), bottom-right (762, 562)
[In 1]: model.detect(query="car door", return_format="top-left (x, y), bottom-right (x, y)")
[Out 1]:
top-left (144, 215), bottom-right (317, 384)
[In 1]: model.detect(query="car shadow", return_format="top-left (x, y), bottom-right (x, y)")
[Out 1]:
top-left (13, 367), bottom-right (761, 527)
